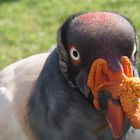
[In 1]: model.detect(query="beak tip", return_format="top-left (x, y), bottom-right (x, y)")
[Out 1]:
top-left (99, 91), bottom-right (125, 139)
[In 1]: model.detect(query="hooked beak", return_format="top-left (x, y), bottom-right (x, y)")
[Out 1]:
top-left (75, 68), bottom-right (125, 139)
top-left (75, 57), bottom-right (134, 139)
top-left (99, 91), bottom-right (125, 139)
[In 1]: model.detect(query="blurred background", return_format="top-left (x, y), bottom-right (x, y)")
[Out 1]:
top-left (0, 0), bottom-right (140, 70)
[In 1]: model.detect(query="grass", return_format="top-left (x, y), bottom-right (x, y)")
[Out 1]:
top-left (0, 0), bottom-right (140, 70)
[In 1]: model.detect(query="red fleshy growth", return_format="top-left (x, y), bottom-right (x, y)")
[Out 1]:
top-left (79, 12), bottom-right (115, 25)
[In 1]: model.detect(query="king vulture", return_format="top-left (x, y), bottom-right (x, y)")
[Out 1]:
top-left (0, 12), bottom-right (140, 140)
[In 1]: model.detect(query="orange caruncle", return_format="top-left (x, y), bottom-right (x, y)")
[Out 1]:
top-left (87, 56), bottom-right (140, 128)
top-left (120, 77), bottom-right (140, 128)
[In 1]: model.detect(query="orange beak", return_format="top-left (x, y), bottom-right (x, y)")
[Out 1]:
top-left (99, 91), bottom-right (125, 139)
top-left (106, 98), bottom-right (124, 139)
top-left (87, 56), bottom-right (133, 139)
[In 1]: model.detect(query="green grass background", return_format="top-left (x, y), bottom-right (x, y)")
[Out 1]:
top-left (0, 0), bottom-right (140, 70)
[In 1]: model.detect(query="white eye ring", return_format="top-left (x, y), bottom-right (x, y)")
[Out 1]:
top-left (70, 47), bottom-right (80, 61)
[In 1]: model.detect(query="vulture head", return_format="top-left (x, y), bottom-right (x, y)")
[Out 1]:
top-left (0, 11), bottom-right (140, 140)
top-left (57, 12), bottom-right (138, 139)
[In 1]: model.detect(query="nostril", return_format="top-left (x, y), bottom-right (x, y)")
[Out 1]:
top-left (99, 91), bottom-right (111, 110)
top-left (99, 91), bottom-right (120, 110)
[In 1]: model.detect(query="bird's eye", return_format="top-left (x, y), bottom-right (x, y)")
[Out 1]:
top-left (69, 46), bottom-right (81, 64)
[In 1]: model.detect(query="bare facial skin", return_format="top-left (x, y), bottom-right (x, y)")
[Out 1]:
top-left (0, 12), bottom-right (140, 140)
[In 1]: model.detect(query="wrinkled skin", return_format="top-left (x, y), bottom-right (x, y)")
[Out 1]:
top-left (0, 12), bottom-right (140, 140)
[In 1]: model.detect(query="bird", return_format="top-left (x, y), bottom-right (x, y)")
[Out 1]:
top-left (0, 11), bottom-right (140, 140)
